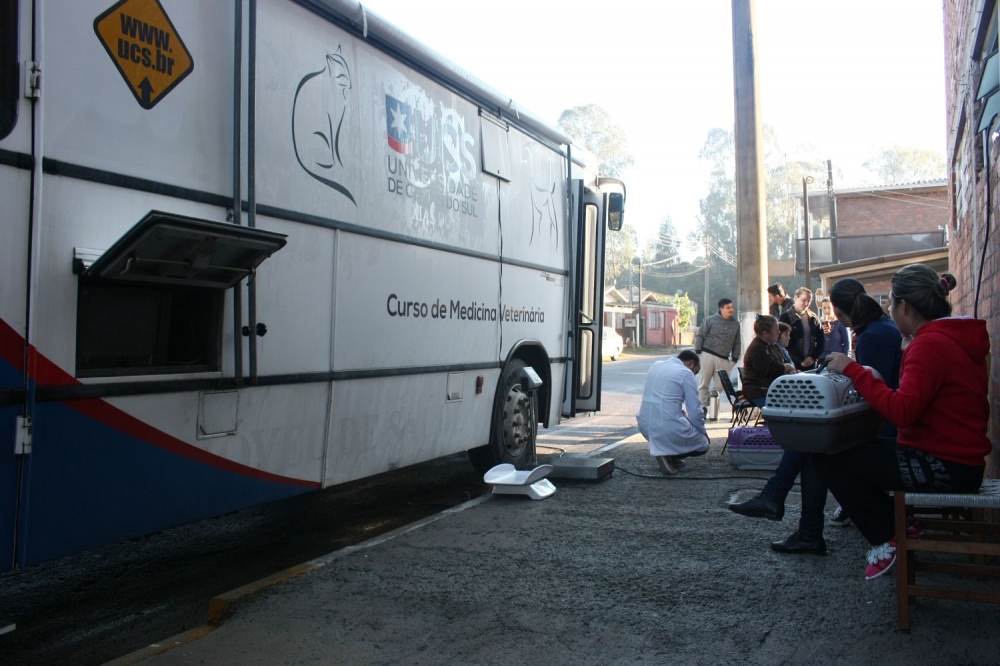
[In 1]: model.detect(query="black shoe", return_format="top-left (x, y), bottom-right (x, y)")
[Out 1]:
top-left (728, 493), bottom-right (784, 521)
top-left (771, 531), bottom-right (827, 555)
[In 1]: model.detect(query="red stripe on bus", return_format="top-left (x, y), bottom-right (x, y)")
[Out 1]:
top-left (0, 317), bottom-right (321, 489)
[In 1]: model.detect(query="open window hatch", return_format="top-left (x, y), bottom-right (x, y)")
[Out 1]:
top-left (74, 211), bottom-right (287, 378)
top-left (81, 210), bottom-right (288, 289)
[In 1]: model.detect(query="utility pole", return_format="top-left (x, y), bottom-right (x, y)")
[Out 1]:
top-left (802, 175), bottom-right (813, 290)
top-left (637, 259), bottom-right (644, 347)
top-left (703, 237), bottom-right (711, 324)
top-left (731, 0), bottom-right (768, 356)
top-left (828, 160), bottom-right (838, 264)
top-left (629, 271), bottom-right (635, 347)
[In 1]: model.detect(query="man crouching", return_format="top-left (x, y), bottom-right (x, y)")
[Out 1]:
top-left (636, 350), bottom-right (711, 475)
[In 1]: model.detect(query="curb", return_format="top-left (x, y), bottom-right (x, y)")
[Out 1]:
top-left (102, 626), bottom-right (215, 666)
top-left (104, 434), bottom-right (641, 664)
top-left (102, 495), bottom-right (492, 665)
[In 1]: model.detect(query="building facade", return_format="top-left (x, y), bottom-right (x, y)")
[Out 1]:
top-left (944, 0), bottom-right (999, 475)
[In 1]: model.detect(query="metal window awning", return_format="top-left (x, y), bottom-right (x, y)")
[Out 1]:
top-left (978, 51), bottom-right (999, 100)
top-left (977, 51), bottom-right (1000, 133)
top-left (978, 92), bottom-right (1000, 133)
top-left (83, 211), bottom-right (287, 289)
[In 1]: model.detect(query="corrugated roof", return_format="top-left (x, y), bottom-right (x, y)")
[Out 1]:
top-left (833, 179), bottom-right (947, 195)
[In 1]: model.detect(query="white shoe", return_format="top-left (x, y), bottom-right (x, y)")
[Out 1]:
top-left (656, 456), bottom-right (678, 475)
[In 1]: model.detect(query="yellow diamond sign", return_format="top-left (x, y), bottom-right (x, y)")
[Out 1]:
top-left (94, 0), bottom-right (194, 109)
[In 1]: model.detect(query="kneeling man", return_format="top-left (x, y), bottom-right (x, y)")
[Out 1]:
top-left (636, 350), bottom-right (711, 474)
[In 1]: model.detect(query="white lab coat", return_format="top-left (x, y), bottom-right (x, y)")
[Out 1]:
top-left (636, 357), bottom-right (711, 457)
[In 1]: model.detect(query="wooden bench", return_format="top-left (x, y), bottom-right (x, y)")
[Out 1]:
top-left (894, 478), bottom-right (1000, 630)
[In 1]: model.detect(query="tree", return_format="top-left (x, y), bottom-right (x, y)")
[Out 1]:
top-left (696, 128), bottom-right (738, 251)
top-left (862, 146), bottom-right (946, 185)
top-left (557, 105), bottom-right (636, 286)
top-left (557, 104), bottom-right (635, 178)
top-left (662, 293), bottom-right (696, 330)
top-left (604, 224), bottom-right (637, 286)
top-left (765, 155), bottom-right (832, 260)
top-left (651, 216), bottom-right (683, 265)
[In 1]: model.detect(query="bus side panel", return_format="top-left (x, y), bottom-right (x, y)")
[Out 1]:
top-left (0, 165), bottom-right (30, 572)
top-left (495, 265), bottom-right (566, 361)
top-left (332, 234), bottom-right (501, 370)
top-left (501, 129), bottom-right (569, 272)
top-left (0, 398), bottom-right (20, 572)
top-left (20, 398), bottom-right (314, 565)
top-left (325, 232), bottom-right (502, 484)
top-left (251, 215), bottom-right (335, 377)
top-left (42, 1), bottom-right (235, 197)
top-left (1, 3), bottom-right (38, 570)
top-left (325, 372), bottom-right (496, 487)
top-left (26, 177), bottom-right (232, 378)
top-left (255, 0), bottom-right (499, 257)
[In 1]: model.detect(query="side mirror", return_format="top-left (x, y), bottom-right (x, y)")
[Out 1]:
top-left (607, 192), bottom-right (624, 231)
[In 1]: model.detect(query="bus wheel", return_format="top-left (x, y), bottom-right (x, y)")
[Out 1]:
top-left (468, 359), bottom-right (536, 475)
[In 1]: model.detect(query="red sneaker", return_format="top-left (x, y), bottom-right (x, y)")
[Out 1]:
top-left (865, 540), bottom-right (897, 580)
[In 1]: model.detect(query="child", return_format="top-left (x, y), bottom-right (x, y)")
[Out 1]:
top-left (776, 321), bottom-right (794, 365)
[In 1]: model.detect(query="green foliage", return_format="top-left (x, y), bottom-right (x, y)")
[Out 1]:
top-left (557, 104), bottom-right (635, 178)
top-left (862, 146), bottom-right (946, 185)
top-left (662, 293), bottom-right (696, 329)
top-left (766, 156), bottom-right (832, 260)
top-left (696, 128), bottom-right (738, 250)
top-left (633, 256), bottom-right (736, 327)
top-left (695, 125), bottom-right (830, 263)
top-left (605, 225), bottom-right (637, 286)
top-left (558, 104), bottom-right (636, 286)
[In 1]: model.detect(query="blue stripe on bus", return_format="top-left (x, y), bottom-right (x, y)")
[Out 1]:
top-left (19, 400), bottom-right (312, 565)
top-left (0, 355), bottom-right (313, 566)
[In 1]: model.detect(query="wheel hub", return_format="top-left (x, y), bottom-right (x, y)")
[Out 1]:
top-left (501, 383), bottom-right (533, 458)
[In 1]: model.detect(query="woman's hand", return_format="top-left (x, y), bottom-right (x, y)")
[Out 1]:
top-left (825, 352), bottom-right (852, 374)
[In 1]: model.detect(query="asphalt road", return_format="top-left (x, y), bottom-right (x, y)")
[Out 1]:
top-left (131, 350), bottom-right (1000, 666)
top-left (0, 352), bottom-right (667, 666)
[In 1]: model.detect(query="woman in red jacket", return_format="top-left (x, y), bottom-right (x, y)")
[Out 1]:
top-left (820, 264), bottom-right (990, 580)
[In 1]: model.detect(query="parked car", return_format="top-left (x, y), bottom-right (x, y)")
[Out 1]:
top-left (602, 327), bottom-right (624, 361)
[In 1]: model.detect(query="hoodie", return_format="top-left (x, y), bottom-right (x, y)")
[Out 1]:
top-left (843, 317), bottom-right (990, 467)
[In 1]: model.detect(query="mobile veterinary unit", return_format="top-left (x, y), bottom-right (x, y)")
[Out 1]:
top-left (0, 0), bottom-right (625, 568)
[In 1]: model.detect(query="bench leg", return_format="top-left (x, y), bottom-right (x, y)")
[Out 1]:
top-left (895, 491), bottom-right (911, 631)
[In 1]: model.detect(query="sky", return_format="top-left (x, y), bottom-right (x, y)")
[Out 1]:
top-left (358, 0), bottom-right (948, 249)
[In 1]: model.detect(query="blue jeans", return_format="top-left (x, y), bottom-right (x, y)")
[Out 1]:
top-left (761, 451), bottom-right (827, 539)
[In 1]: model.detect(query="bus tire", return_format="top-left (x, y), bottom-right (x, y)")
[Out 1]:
top-left (468, 359), bottom-right (536, 475)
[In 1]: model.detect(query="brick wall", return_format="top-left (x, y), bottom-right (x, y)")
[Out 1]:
top-left (945, 0), bottom-right (999, 476)
top-left (836, 188), bottom-right (949, 237)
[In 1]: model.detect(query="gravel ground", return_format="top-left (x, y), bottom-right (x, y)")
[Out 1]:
top-left (138, 430), bottom-right (1000, 666)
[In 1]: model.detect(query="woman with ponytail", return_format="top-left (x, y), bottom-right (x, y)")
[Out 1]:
top-left (821, 265), bottom-right (990, 580)
top-left (823, 278), bottom-right (903, 528)
top-left (728, 280), bottom-right (902, 554)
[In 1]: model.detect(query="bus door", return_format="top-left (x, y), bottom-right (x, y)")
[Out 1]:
top-left (568, 182), bottom-right (607, 414)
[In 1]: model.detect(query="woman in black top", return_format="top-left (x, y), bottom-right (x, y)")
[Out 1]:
top-left (741, 315), bottom-right (796, 405)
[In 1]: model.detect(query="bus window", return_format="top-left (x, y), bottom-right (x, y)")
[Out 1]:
top-left (75, 211), bottom-right (286, 377)
top-left (0, 0), bottom-right (18, 140)
top-left (76, 281), bottom-right (224, 377)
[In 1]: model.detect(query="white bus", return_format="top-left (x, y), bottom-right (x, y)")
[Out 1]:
top-left (0, 0), bottom-right (624, 569)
